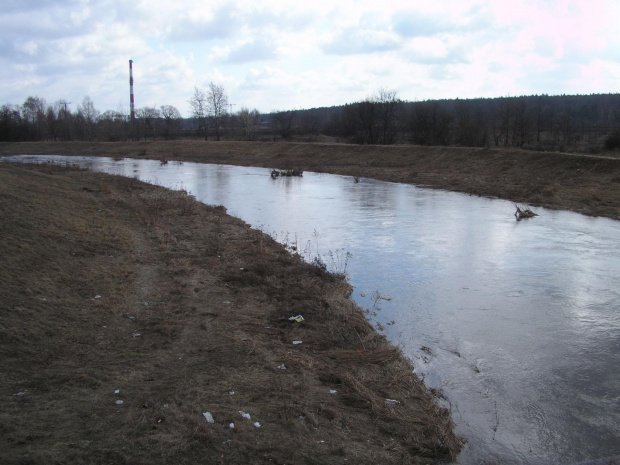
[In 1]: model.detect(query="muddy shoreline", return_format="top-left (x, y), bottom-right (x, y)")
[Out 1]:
top-left (1, 140), bottom-right (619, 220)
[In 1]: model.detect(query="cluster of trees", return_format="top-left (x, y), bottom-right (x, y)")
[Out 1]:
top-left (2, 87), bottom-right (619, 152)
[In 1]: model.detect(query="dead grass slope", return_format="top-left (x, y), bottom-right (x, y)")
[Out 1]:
top-left (0, 163), bottom-right (461, 464)
top-left (2, 140), bottom-right (619, 220)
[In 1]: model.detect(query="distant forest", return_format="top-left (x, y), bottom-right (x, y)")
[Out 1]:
top-left (2, 92), bottom-right (620, 153)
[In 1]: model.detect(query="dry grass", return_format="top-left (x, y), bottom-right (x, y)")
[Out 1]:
top-left (0, 163), bottom-right (461, 464)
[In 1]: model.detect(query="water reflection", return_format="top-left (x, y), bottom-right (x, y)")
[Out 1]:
top-left (3, 155), bottom-right (620, 464)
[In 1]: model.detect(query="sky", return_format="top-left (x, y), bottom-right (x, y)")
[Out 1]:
top-left (1, 0), bottom-right (619, 117)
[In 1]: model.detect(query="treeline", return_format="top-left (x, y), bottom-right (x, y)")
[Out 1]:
top-left (2, 92), bottom-right (620, 152)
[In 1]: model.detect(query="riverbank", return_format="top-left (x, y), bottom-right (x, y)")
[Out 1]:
top-left (1, 140), bottom-right (619, 220)
top-left (0, 162), bottom-right (462, 464)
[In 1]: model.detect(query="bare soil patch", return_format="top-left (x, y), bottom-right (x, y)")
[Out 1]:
top-left (1, 140), bottom-right (619, 220)
top-left (0, 163), bottom-right (461, 464)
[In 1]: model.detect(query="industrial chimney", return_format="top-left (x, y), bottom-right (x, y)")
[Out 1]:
top-left (129, 60), bottom-right (135, 122)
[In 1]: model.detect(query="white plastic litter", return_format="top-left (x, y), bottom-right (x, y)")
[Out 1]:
top-left (292, 340), bottom-right (303, 345)
top-left (329, 390), bottom-right (337, 395)
top-left (288, 315), bottom-right (305, 322)
top-left (229, 391), bottom-right (235, 396)
top-left (132, 333), bottom-right (141, 338)
top-left (115, 400), bottom-right (124, 405)
top-left (239, 411), bottom-right (251, 420)
top-left (254, 422), bottom-right (261, 428)
top-left (385, 399), bottom-right (400, 405)
top-left (229, 423), bottom-right (235, 429)
top-left (114, 389), bottom-right (120, 395)
top-left (277, 364), bottom-right (286, 370)
top-left (203, 412), bottom-right (215, 423)
top-left (94, 295), bottom-right (101, 299)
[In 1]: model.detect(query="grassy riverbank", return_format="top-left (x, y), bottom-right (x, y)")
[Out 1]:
top-left (1, 140), bottom-right (619, 220)
top-left (0, 162), bottom-right (462, 464)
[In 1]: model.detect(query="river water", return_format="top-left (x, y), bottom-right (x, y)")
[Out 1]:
top-left (4, 155), bottom-right (620, 464)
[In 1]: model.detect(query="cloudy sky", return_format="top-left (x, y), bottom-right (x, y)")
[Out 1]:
top-left (1, 0), bottom-right (619, 117)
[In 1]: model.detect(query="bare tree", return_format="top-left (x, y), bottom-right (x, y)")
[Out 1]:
top-left (136, 106), bottom-right (160, 140)
top-left (207, 82), bottom-right (228, 141)
top-left (189, 86), bottom-right (208, 140)
top-left (238, 107), bottom-right (260, 140)
top-left (376, 88), bottom-right (400, 144)
top-left (77, 96), bottom-right (99, 141)
top-left (22, 96), bottom-right (46, 140)
top-left (272, 110), bottom-right (297, 139)
top-left (160, 105), bottom-right (181, 140)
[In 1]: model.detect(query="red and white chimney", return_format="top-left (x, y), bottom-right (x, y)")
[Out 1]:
top-left (129, 59), bottom-right (135, 122)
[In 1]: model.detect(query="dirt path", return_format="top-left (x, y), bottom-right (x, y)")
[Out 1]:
top-left (2, 140), bottom-right (619, 220)
top-left (0, 163), bottom-right (462, 464)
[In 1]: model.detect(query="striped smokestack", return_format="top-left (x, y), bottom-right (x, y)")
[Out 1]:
top-left (129, 59), bottom-right (135, 122)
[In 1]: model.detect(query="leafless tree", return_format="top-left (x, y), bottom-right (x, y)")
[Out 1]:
top-left (207, 82), bottom-right (228, 141)
top-left (238, 107), bottom-right (260, 140)
top-left (77, 96), bottom-right (99, 141)
top-left (189, 86), bottom-right (208, 140)
top-left (272, 110), bottom-right (297, 139)
top-left (22, 96), bottom-right (46, 139)
top-left (160, 105), bottom-right (181, 140)
top-left (136, 106), bottom-right (160, 140)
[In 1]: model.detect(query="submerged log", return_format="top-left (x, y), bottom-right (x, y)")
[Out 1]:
top-left (514, 204), bottom-right (538, 221)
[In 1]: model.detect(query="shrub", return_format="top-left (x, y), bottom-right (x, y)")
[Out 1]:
top-left (604, 133), bottom-right (620, 151)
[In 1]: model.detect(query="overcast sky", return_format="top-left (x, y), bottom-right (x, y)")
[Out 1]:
top-left (1, 0), bottom-right (619, 117)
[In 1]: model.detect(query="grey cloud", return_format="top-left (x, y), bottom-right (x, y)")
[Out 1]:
top-left (245, 8), bottom-right (317, 32)
top-left (392, 6), bottom-right (493, 38)
top-left (222, 38), bottom-right (276, 64)
top-left (393, 13), bottom-right (449, 38)
top-left (166, 7), bottom-right (236, 41)
top-left (323, 28), bottom-right (401, 55)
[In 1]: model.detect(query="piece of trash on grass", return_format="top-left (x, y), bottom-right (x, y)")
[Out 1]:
top-left (239, 411), bottom-right (251, 420)
top-left (229, 423), bottom-right (235, 429)
top-left (13, 392), bottom-right (26, 397)
top-left (277, 364), bottom-right (286, 370)
top-left (144, 302), bottom-right (148, 307)
top-left (94, 295), bottom-right (101, 299)
top-left (229, 391), bottom-right (235, 396)
top-left (288, 315), bottom-right (305, 323)
top-left (292, 340), bottom-right (303, 345)
top-left (223, 301), bottom-right (231, 305)
top-left (132, 333), bottom-right (141, 338)
top-left (254, 422), bottom-right (261, 428)
top-left (163, 404), bottom-right (169, 408)
top-left (329, 390), bottom-right (337, 395)
top-left (203, 412), bottom-right (215, 423)
top-left (385, 399), bottom-right (400, 405)
top-left (115, 400), bottom-right (124, 405)
top-left (114, 389), bottom-right (120, 395)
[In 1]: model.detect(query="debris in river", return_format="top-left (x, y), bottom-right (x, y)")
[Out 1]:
top-left (270, 169), bottom-right (303, 178)
top-left (514, 204), bottom-right (538, 221)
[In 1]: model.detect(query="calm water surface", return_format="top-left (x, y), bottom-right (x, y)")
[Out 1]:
top-left (5, 155), bottom-right (620, 464)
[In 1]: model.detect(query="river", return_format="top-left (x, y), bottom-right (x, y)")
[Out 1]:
top-left (4, 155), bottom-right (620, 464)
